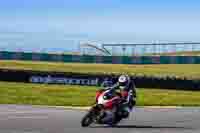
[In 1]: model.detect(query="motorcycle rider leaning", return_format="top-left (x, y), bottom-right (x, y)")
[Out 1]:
top-left (112, 74), bottom-right (136, 118)
top-left (99, 74), bottom-right (137, 124)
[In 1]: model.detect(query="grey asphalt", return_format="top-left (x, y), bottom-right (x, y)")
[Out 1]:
top-left (0, 105), bottom-right (200, 133)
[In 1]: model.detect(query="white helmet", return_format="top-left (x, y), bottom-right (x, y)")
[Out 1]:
top-left (118, 75), bottom-right (130, 89)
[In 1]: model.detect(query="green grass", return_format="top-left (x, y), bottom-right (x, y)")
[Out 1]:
top-left (0, 81), bottom-right (97, 106)
top-left (0, 60), bottom-right (200, 79)
top-left (0, 81), bottom-right (200, 106)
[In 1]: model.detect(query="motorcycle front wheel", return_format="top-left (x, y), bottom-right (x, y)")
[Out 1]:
top-left (81, 105), bottom-right (102, 127)
top-left (81, 112), bottom-right (94, 127)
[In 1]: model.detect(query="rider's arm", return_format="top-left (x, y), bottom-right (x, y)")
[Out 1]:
top-left (104, 82), bottom-right (119, 93)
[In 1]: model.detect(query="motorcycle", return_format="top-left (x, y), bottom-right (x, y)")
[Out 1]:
top-left (81, 87), bottom-right (125, 127)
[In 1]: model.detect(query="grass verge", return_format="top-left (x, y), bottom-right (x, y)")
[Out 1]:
top-left (0, 60), bottom-right (200, 79)
top-left (0, 81), bottom-right (200, 106)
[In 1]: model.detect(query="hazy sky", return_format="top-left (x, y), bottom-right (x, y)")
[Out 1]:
top-left (0, 0), bottom-right (200, 52)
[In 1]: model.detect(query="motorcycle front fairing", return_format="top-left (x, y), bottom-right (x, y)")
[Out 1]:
top-left (95, 89), bottom-right (121, 124)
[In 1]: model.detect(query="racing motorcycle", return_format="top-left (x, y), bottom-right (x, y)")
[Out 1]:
top-left (81, 87), bottom-right (125, 127)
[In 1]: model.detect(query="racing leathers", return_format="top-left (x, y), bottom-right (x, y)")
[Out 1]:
top-left (111, 80), bottom-right (137, 118)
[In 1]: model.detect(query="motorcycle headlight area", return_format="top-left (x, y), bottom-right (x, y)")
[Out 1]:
top-left (103, 94), bottom-right (113, 100)
top-left (103, 95), bottom-right (107, 99)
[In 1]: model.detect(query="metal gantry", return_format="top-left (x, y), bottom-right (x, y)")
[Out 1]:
top-left (101, 42), bottom-right (200, 56)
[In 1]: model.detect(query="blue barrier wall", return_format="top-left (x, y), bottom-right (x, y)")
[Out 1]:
top-left (0, 51), bottom-right (200, 64)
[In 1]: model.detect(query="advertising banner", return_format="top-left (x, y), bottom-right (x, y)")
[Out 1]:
top-left (29, 75), bottom-right (99, 86)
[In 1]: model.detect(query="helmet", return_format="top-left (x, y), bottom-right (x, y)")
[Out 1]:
top-left (118, 75), bottom-right (130, 89)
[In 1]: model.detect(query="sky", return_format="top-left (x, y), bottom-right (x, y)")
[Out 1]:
top-left (0, 0), bottom-right (200, 52)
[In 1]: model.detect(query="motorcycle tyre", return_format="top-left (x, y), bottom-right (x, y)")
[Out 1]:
top-left (81, 112), bottom-right (94, 127)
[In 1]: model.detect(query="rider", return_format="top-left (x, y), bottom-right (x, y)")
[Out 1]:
top-left (112, 74), bottom-right (137, 118)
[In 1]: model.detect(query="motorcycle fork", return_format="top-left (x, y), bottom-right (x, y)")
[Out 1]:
top-left (90, 105), bottom-right (103, 122)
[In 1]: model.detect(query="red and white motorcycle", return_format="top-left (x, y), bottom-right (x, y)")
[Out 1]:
top-left (81, 88), bottom-right (124, 127)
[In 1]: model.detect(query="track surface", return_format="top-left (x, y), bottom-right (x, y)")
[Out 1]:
top-left (0, 105), bottom-right (200, 133)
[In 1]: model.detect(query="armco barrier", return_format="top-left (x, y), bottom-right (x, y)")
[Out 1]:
top-left (1, 51), bottom-right (200, 64)
top-left (0, 69), bottom-right (200, 90)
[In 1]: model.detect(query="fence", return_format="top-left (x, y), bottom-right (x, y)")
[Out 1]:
top-left (0, 51), bottom-right (200, 64)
